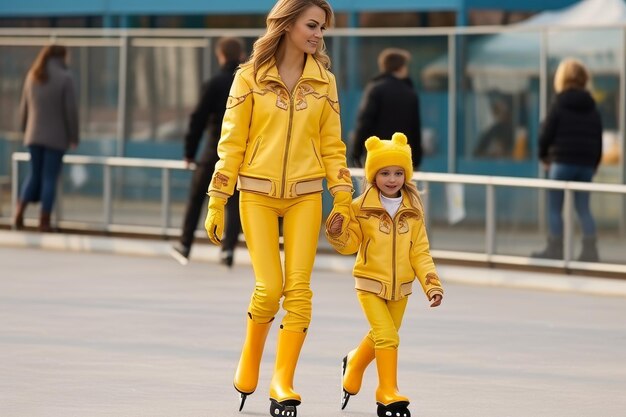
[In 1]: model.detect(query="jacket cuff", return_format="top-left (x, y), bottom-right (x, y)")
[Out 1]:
top-left (426, 288), bottom-right (444, 300)
top-left (207, 190), bottom-right (230, 199)
top-left (329, 185), bottom-right (353, 196)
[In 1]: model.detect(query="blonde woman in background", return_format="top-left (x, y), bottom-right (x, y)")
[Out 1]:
top-left (533, 58), bottom-right (602, 262)
top-left (203, 0), bottom-right (352, 415)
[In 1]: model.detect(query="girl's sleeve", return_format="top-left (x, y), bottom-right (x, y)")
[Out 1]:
top-left (319, 72), bottom-right (352, 195)
top-left (410, 218), bottom-right (444, 300)
top-left (208, 71), bottom-right (253, 199)
top-left (325, 201), bottom-right (362, 255)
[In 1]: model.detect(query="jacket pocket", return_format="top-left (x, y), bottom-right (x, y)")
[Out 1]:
top-left (310, 138), bottom-right (323, 168)
top-left (362, 239), bottom-right (370, 265)
top-left (247, 136), bottom-right (262, 166)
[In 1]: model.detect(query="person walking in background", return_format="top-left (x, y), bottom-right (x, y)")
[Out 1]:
top-left (350, 48), bottom-right (423, 171)
top-left (203, 1), bottom-right (352, 415)
top-left (13, 44), bottom-right (79, 233)
top-left (532, 58), bottom-right (603, 262)
top-left (170, 37), bottom-right (245, 267)
top-left (326, 132), bottom-right (443, 417)
top-left (473, 93), bottom-right (515, 159)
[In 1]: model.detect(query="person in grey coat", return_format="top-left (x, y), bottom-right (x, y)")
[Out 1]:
top-left (14, 44), bottom-right (79, 232)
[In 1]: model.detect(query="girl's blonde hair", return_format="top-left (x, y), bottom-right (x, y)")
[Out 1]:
top-left (248, 0), bottom-right (334, 78)
top-left (363, 179), bottom-right (425, 217)
top-left (29, 44), bottom-right (68, 84)
top-left (554, 58), bottom-right (590, 93)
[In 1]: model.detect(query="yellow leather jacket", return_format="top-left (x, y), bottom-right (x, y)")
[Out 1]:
top-left (327, 186), bottom-right (444, 301)
top-left (208, 54), bottom-right (352, 199)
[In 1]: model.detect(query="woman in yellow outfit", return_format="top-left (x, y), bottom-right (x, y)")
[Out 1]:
top-left (204, 0), bottom-right (352, 415)
top-left (326, 132), bottom-right (444, 417)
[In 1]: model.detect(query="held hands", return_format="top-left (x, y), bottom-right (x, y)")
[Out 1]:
top-left (329, 190), bottom-right (352, 235)
top-left (429, 294), bottom-right (443, 308)
top-left (205, 196), bottom-right (226, 245)
top-left (326, 212), bottom-right (344, 237)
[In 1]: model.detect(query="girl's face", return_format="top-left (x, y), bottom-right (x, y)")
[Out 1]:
top-left (284, 5), bottom-right (327, 55)
top-left (375, 166), bottom-right (405, 198)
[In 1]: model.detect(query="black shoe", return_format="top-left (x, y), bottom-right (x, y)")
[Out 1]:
top-left (170, 243), bottom-right (190, 265)
top-left (220, 250), bottom-right (234, 268)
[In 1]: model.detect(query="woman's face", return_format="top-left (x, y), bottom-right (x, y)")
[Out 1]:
top-left (284, 5), bottom-right (327, 55)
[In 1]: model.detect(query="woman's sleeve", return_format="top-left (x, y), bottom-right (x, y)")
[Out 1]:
top-left (319, 72), bottom-right (352, 195)
top-left (208, 71), bottom-right (253, 198)
top-left (63, 76), bottom-right (79, 146)
top-left (538, 104), bottom-right (559, 162)
top-left (19, 78), bottom-right (29, 132)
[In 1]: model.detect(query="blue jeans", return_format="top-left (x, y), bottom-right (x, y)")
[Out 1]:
top-left (547, 162), bottom-right (596, 237)
top-left (20, 145), bottom-right (65, 213)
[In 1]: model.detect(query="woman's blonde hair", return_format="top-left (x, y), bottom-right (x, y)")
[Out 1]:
top-left (554, 58), bottom-right (590, 93)
top-left (248, 0), bottom-right (334, 77)
top-left (29, 44), bottom-right (68, 84)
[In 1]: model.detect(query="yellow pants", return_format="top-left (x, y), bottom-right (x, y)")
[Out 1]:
top-left (240, 191), bottom-right (322, 332)
top-left (356, 290), bottom-right (408, 349)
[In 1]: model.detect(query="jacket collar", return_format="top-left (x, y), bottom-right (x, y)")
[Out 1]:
top-left (256, 53), bottom-right (329, 85)
top-left (360, 186), bottom-right (420, 216)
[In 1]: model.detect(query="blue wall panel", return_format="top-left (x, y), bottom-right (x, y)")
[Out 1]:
top-left (1, 0), bottom-right (578, 17)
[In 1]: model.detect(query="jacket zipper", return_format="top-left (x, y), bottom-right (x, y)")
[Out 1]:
top-left (391, 213), bottom-right (397, 300)
top-left (280, 82), bottom-right (299, 198)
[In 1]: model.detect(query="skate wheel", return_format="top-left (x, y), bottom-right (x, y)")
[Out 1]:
top-left (270, 399), bottom-right (299, 417)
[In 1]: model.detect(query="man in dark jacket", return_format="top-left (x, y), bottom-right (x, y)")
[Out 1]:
top-left (350, 48), bottom-right (422, 171)
top-left (171, 37), bottom-right (244, 267)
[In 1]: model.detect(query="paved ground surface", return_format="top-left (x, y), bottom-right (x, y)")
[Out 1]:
top-left (2, 245), bottom-right (626, 417)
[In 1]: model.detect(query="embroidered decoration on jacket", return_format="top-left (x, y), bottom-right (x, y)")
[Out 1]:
top-left (337, 168), bottom-right (351, 181)
top-left (425, 272), bottom-right (441, 287)
top-left (226, 91), bottom-right (253, 109)
top-left (212, 172), bottom-right (230, 189)
top-left (295, 83), bottom-right (340, 114)
top-left (397, 214), bottom-right (410, 234)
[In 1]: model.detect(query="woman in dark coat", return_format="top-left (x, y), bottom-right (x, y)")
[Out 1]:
top-left (533, 58), bottom-right (602, 261)
top-left (14, 44), bottom-right (79, 232)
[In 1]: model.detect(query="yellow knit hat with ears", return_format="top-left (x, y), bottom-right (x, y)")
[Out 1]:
top-left (364, 132), bottom-right (413, 184)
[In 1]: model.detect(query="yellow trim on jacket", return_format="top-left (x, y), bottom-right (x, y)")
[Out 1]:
top-left (208, 54), bottom-right (352, 199)
top-left (327, 186), bottom-right (443, 301)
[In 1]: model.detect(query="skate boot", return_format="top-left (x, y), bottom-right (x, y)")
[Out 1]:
top-left (233, 315), bottom-right (272, 411)
top-left (269, 328), bottom-right (306, 417)
top-left (341, 336), bottom-right (375, 409)
top-left (375, 348), bottom-right (411, 417)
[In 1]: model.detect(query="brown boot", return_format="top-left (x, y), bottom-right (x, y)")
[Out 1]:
top-left (39, 212), bottom-right (52, 233)
top-left (13, 201), bottom-right (28, 230)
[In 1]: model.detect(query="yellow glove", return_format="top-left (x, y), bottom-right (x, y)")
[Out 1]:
top-left (205, 196), bottom-right (226, 245)
top-left (326, 190), bottom-right (351, 235)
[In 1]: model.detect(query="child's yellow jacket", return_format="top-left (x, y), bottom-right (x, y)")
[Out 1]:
top-left (327, 186), bottom-right (443, 301)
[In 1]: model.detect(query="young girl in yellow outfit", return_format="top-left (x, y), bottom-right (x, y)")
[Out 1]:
top-left (326, 132), bottom-right (443, 417)
top-left (204, 0), bottom-right (352, 416)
